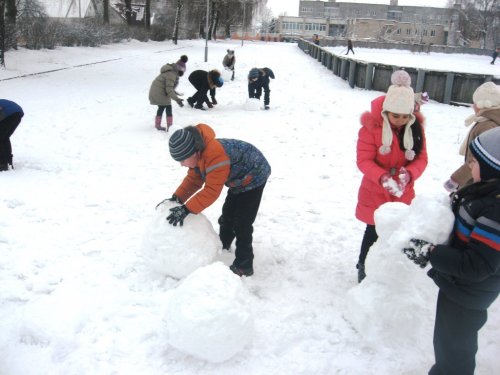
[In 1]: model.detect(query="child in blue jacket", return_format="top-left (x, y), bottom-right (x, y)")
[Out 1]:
top-left (0, 99), bottom-right (24, 171)
top-left (403, 127), bottom-right (500, 375)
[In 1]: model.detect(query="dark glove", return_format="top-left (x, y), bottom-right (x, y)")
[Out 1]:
top-left (166, 205), bottom-right (190, 226)
top-left (402, 238), bottom-right (433, 268)
top-left (176, 99), bottom-right (184, 107)
top-left (211, 96), bottom-right (218, 105)
top-left (155, 195), bottom-right (182, 210)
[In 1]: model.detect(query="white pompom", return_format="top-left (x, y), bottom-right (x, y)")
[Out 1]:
top-left (405, 149), bottom-right (416, 161)
top-left (391, 70), bottom-right (411, 87)
top-left (379, 145), bottom-right (391, 155)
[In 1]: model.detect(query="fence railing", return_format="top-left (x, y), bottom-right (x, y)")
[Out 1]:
top-left (298, 39), bottom-right (499, 105)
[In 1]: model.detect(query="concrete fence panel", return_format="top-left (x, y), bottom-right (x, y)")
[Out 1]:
top-left (297, 39), bottom-right (499, 106)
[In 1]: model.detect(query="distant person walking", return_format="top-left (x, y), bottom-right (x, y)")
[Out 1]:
top-left (346, 39), bottom-right (355, 55)
top-left (491, 47), bottom-right (500, 65)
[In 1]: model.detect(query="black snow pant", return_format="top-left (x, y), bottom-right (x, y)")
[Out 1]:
top-left (357, 224), bottom-right (378, 265)
top-left (428, 291), bottom-right (487, 375)
top-left (156, 105), bottom-right (172, 118)
top-left (218, 183), bottom-right (266, 269)
top-left (0, 112), bottom-right (23, 165)
top-left (248, 82), bottom-right (271, 106)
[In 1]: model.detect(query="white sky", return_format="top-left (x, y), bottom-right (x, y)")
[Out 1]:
top-left (267, 0), bottom-right (451, 17)
top-left (1, 40), bottom-right (498, 374)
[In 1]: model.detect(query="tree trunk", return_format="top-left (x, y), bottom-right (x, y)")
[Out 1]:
top-left (125, 0), bottom-right (132, 25)
top-left (0, 0), bottom-right (5, 67)
top-left (145, 0), bottom-right (151, 29)
top-left (208, 1), bottom-right (216, 40)
top-left (103, 0), bottom-right (109, 24)
top-left (5, 0), bottom-right (16, 24)
top-left (172, 0), bottom-right (184, 45)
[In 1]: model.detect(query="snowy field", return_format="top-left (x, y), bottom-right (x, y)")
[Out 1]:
top-left (1, 39), bottom-right (499, 374)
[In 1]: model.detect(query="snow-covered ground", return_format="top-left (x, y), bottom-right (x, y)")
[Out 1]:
top-left (1, 39), bottom-right (498, 374)
top-left (325, 45), bottom-right (499, 76)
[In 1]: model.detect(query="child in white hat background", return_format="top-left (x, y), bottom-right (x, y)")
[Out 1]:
top-left (402, 126), bottom-right (500, 375)
top-left (354, 70), bottom-right (428, 282)
top-left (444, 81), bottom-right (500, 192)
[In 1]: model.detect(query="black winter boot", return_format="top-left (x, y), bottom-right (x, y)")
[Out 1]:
top-left (0, 163), bottom-right (9, 171)
top-left (230, 263), bottom-right (254, 277)
top-left (356, 262), bottom-right (366, 283)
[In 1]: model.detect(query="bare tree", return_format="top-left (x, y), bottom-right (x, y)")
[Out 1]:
top-left (172, 0), bottom-right (184, 44)
top-left (103, 0), bottom-right (109, 24)
top-left (124, 0), bottom-right (132, 25)
top-left (0, 1), bottom-right (5, 67)
top-left (457, 0), bottom-right (499, 48)
top-left (145, 0), bottom-right (151, 29)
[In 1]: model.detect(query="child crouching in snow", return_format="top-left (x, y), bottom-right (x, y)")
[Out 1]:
top-left (355, 70), bottom-right (428, 283)
top-left (158, 124), bottom-right (271, 277)
top-left (402, 127), bottom-right (500, 375)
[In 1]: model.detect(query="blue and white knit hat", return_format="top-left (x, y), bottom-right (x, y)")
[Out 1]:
top-left (470, 127), bottom-right (500, 180)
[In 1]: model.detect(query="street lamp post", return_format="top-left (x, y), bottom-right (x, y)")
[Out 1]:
top-left (204, 0), bottom-right (209, 62)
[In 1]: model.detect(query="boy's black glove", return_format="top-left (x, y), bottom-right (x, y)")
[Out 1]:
top-left (167, 205), bottom-right (190, 226)
top-left (402, 238), bottom-right (433, 268)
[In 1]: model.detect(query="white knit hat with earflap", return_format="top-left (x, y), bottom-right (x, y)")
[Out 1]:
top-left (472, 81), bottom-right (500, 109)
top-left (380, 70), bottom-right (417, 160)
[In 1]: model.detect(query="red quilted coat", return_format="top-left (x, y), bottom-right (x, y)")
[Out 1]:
top-left (355, 95), bottom-right (428, 225)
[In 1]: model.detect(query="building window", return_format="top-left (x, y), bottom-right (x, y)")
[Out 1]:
top-left (406, 28), bottom-right (411, 35)
top-left (396, 28), bottom-right (401, 34)
top-left (431, 29), bottom-right (436, 36)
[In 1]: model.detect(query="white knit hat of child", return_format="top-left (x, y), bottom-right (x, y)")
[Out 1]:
top-left (472, 82), bottom-right (500, 109)
top-left (380, 70), bottom-right (417, 160)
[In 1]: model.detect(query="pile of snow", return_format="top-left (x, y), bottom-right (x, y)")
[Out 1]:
top-left (345, 194), bottom-right (455, 349)
top-left (244, 98), bottom-right (261, 111)
top-left (141, 201), bottom-right (220, 279)
top-left (165, 262), bottom-right (254, 362)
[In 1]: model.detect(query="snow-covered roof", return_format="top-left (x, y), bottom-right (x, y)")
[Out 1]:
top-left (38, 0), bottom-right (95, 18)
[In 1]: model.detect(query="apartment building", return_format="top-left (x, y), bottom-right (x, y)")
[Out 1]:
top-left (277, 0), bottom-right (461, 46)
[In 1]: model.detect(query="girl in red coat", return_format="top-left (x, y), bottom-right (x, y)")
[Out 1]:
top-left (355, 70), bottom-right (428, 282)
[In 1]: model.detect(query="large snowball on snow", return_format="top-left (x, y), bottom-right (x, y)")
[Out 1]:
top-left (221, 68), bottom-right (233, 82)
top-left (141, 201), bottom-right (220, 279)
top-left (345, 193), bottom-right (455, 350)
top-left (165, 262), bottom-right (254, 362)
top-left (244, 98), bottom-right (261, 111)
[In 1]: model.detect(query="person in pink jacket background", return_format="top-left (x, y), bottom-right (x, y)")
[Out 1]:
top-left (355, 70), bottom-right (428, 282)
